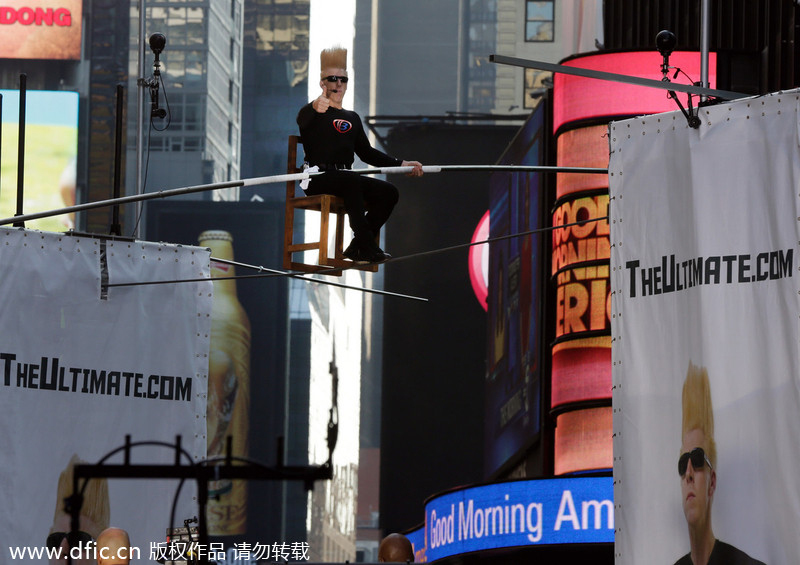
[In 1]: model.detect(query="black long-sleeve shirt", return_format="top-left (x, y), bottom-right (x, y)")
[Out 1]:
top-left (673, 540), bottom-right (767, 565)
top-left (296, 103), bottom-right (401, 168)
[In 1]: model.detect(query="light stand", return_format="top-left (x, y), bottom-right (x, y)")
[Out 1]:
top-left (144, 32), bottom-right (167, 119)
top-left (656, 30), bottom-right (701, 129)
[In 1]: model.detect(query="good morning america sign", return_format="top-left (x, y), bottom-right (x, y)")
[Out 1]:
top-left (424, 476), bottom-right (612, 560)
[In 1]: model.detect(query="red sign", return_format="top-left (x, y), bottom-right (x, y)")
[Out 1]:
top-left (0, 0), bottom-right (82, 60)
top-left (468, 210), bottom-right (489, 311)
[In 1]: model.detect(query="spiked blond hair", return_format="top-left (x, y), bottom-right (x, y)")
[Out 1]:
top-left (53, 454), bottom-right (110, 537)
top-left (681, 362), bottom-right (717, 468)
top-left (320, 46), bottom-right (347, 74)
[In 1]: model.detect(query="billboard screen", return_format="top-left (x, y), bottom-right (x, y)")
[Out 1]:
top-left (551, 192), bottom-right (610, 343)
top-left (550, 183), bottom-right (612, 475)
top-left (555, 124), bottom-right (609, 200)
top-left (0, 89), bottom-right (79, 231)
top-left (424, 476), bottom-right (613, 561)
top-left (552, 51), bottom-right (716, 134)
top-left (405, 526), bottom-right (427, 563)
top-left (0, 0), bottom-right (82, 60)
top-left (485, 105), bottom-right (546, 476)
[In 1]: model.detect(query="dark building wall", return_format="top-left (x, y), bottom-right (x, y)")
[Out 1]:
top-left (353, 0), bottom-right (374, 116)
top-left (373, 1), bottom-right (461, 115)
top-left (86, 0), bottom-right (130, 233)
top-left (240, 2), bottom-right (309, 203)
top-left (378, 121), bottom-right (517, 533)
top-left (285, 317), bottom-right (311, 542)
top-left (145, 200), bottom-right (290, 542)
top-left (240, 53), bottom-right (309, 202)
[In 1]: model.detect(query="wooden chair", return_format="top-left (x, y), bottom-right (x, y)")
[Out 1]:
top-left (283, 135), bottom-right (378, 274)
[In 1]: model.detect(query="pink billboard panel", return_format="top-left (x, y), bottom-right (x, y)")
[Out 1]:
top-left (553, 51), bottom-right (716, 135)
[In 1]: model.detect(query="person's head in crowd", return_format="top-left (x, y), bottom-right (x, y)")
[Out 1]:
top-left (378, 532), bottom-right (414, 563)
top-left (96, 527), bottom-right (132, 565)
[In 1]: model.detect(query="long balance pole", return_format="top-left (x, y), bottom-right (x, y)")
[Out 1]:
top-left (0, 164), bottom-right (608, 227)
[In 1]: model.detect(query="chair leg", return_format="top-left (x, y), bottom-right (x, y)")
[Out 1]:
top-left (319, 197), bottom-right (331, 264)
top-left (334, 210), bottom-right (346, 260)
top-left (283, 201), bottom-right (296, 270)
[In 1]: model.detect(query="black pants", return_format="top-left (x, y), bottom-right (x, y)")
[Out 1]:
top-left (305, 170), bottom-right (399, 249)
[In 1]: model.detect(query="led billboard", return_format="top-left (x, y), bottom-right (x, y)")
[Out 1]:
top-left (0, 0), bottom-right (82, 60)
top-left (551, 192), bottom-right (610, 342)
top-left (468, 210), bottom-right (489, 311)
top-left (405, 526), bottom-right (427, 563)
top-left (547, 49), bottom-right (715, 475)
top-left (0, 89), bottom-right (79, 231)
top-left (486, 104), bottom-right (546, 476)
top-left (552, 51), bottom-right (717, 134)
top-left (424, 476), bottom-right (613, 561)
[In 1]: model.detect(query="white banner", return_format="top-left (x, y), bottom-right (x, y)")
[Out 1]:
top-left (610, 90), bottom-right (800, 564)
top-left (0, 229), bottom-right (211, 562)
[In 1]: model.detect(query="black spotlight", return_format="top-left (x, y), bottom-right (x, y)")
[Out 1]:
top-left (656, 30), bottom-right (677, 80)
top-left (656, 30), bottom-right (677, 58)
top-left (149, 32), bottom-right (166, 58)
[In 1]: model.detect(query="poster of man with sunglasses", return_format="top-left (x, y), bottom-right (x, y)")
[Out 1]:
top-left (609, 91), bottom-right (799, 565)
top-left (674, 364), bottom-right (765, 565)
top-left (296, 45), bottom-right (424, 264)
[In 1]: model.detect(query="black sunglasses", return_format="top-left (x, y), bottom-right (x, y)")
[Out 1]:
top-left (324, 75), bottom-right (348, 84)
top-left (46, 531), bottom-right (94, 550)
top-left (678, 447), bottom-right (713, 476)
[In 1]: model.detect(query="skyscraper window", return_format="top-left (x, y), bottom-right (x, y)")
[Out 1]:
top-left (525, 1), bottom-right (554, 42)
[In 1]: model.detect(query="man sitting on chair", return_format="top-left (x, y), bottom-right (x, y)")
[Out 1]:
top-left (296, 45), bottom-right (423, 264)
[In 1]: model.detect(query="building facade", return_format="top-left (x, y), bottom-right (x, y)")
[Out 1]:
top-left (126, 0), bottom-right (245, 205)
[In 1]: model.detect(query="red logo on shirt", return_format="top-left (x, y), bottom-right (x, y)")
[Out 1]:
top-left (333, 119), bottom-right (352, 133)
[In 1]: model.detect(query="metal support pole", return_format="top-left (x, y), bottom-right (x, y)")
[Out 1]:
top-left (72, 449), bottom-right (334, 565)
top-left (110, 84), bottom-right (124, 235)
top-left (135, 0), bottom-right (146, 238)
top-left (13, 74), bottom-right (26, 228)
top-left (489, 54), bottom-right (746, 100)
top-left (700, 0), bottom-right (711, 102)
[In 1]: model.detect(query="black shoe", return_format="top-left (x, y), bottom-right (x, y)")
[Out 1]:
top-left (363, 247), bottom-right (392, 264)
top-left (343, 241), bottom-right (370, 264)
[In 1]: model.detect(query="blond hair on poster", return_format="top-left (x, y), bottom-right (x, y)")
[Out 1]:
top-left (681, 362), bottom-right (717, 468)
top-left (53, 453), bottom-right (110, 532)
